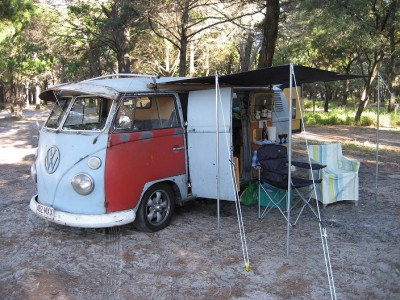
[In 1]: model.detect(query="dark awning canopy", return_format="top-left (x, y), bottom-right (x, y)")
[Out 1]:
top-left (40, 65), bottom-right (365, 102)
top-left (166, 65), bottom-right (364, 87)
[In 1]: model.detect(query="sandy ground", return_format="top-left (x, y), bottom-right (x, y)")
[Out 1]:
top-left (0, 106), bottom-right (399, 300)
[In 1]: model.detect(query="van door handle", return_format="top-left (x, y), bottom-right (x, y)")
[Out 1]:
top-left (172, 146), bottom-right (185, 151)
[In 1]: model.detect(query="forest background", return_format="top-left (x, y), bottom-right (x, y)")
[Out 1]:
top-left (0, 0), bottom-right (399, 123)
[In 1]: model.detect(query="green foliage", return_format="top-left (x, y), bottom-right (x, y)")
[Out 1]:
top-left (359, 115), bottom-right (374, 126)
top-left (304, 112), bottom-right (349, 126)
top-left (0, 0), bottom-right (35, 23)
top-left (0, 0), bottom-right (37, 38)
top-left (303, 101), bottom-right (313, 110)
top-left (303, 105), bottom-right (398, 128)
top-left (64, 0), bottom-right (146, 75)
top-left (0, 0), bottom-right (40, 86)
top-left (275, 0), bottom-right (399, 123)
top-left (0, 103), bottom-right (5, 110)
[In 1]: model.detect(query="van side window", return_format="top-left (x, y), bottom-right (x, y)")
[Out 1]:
top-left (157, 96), bottom-right (178, 128)
top-left (115, 98), bottom-right (135, 130)
top-left (135, 95), bottom-right (178, 130)
top-left (115, 95), bottom-right (178, 132)
top-left (133, 97), bottom-right (159, 130)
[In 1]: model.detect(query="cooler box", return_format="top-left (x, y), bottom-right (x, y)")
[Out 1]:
top-left (260, 182), bottom-right (293, 209)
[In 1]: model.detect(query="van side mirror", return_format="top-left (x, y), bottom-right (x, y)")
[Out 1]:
top-left (118, 115), bottom-right (132, 129)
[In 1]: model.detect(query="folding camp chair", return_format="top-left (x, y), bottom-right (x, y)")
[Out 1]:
top-left (308, 143), bottom-right (360, 206)
top-left (255, 144), bottom-right (325, 225)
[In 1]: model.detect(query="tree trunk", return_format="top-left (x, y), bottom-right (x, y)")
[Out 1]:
top-left (388, 9), bottom-right (398, 112)
top-left (258, 0), bottom-right (280, 68)
top-left (165, 40), bottom-right (171, 74)
top-left (189, 42), bottom-right (195, 76)
top-left (179, 1), bottom-right (190, 77)
top-left (59, 61), bottom-right (68, 83)
top-left (240, 32), bottom-right (254, 71)
top-left (35, 82), bottom-right (41, 109)
top-left (355, 63), bottom-right (379, 122)
top-left (117, 52), bottom-right (124, 73)
top-left (117, 50), bottom-right (131, 73)
top-left (87, 41), bottom-right (102, 77)
top-left (342, 80), bottom-right (349, 106)
top-left (226, 53), bottom-right (234, 74)
top-left (24, 82), bottom-right (30, 108)
top-left (204, 46), bottom-right (210, 76)
top-left (123, 55), bottom-right (131, 73)
top-left (388, 80), bottom-right (398, 112)
top-left (0, 83), bottom-right (4, 103)
top-left (179, 38), bottom-right (187, 77)
top-left (324, 83), bottom-right (331, 112)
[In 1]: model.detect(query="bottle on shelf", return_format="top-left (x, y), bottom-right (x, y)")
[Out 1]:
top-left (262, 121), bottom-right (268, 141)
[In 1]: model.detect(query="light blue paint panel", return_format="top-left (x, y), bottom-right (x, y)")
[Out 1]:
top-left (36, 130), bottom-right (108, 214)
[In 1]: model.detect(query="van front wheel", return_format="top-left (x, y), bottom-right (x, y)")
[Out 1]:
top-left (134, 183), bottom-right (175, 232)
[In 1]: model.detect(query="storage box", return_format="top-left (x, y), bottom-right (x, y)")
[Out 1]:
top-left (260, 182), bottom-right (293, 209)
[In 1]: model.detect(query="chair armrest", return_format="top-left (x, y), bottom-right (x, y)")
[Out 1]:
top-left (342, 156), bottom-right (360, 172)
top-left (292, 160), bottom-right (326, 170)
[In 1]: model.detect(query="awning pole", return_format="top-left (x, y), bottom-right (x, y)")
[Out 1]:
top-left (215, 74), bottom-right (221, 239)
top-left (287, 63), bottom-right (294, 256)
top-left (375, 73), bottom-right (381, 202)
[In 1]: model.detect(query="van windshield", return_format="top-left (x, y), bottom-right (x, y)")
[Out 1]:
top-left (63, 97), bottom-right (110, 131)
top-left (44, 97), bottom-right (72, 129)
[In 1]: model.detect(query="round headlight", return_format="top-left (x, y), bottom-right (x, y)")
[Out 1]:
top-left (71, 173), bottom-right (94, 195)
top-left (88, 156), bottom-right (102, 170)
top-left (31, 163), bottom-right (37, 183)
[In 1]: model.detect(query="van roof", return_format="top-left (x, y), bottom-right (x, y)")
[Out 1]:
top-left (40, 75), bottom-right (186, 101)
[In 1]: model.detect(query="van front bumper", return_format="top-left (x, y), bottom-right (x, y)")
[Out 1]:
top-left (30, 195), bottom-right (136, 228)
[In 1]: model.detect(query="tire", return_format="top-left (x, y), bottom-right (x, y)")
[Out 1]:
top-left (134, 183), bottom-right (175, 232)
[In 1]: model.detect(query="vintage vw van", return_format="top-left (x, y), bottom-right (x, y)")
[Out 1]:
top-left (30, 74), bottom-right (291, 231)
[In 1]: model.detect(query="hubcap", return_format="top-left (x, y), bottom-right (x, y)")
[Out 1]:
top-left (146, 191), bottom-right (169, 225)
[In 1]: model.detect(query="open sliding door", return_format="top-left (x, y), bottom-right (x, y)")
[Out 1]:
top-left (187, 88), bottom-right (235, 201)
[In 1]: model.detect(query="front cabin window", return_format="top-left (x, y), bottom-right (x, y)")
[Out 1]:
top-left (62, 97), bottom-right (110, 131)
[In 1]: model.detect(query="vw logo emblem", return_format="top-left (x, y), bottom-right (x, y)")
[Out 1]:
top-left (45, 146), bottom-right (60, 174)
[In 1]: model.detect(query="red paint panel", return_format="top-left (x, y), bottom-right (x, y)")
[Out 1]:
top-left (105, 128), bottom-right (185, 212)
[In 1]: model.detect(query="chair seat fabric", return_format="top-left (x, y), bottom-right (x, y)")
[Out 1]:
top-left (261, 176), bottom-right (321, 190)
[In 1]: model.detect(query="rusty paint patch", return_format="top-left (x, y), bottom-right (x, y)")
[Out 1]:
top-left (140, 131), bottom-right (154, 140)
top-left (119, 133), bottom-right (130, 142)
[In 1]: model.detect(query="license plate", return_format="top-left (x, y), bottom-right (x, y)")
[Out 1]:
top-left (36, 203), bottom-right (55, 219)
